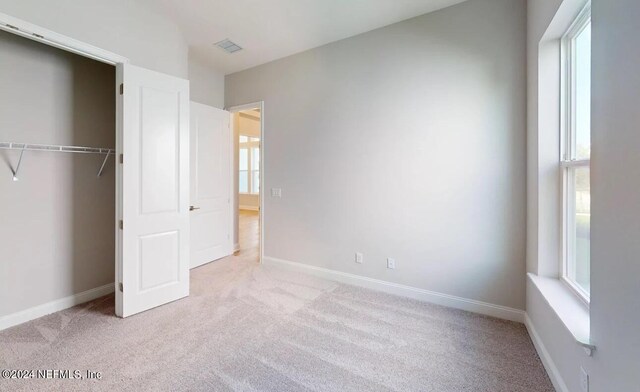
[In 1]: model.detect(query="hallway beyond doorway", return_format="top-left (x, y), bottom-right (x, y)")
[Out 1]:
top-left (237, 209), bottom-right (259, 262)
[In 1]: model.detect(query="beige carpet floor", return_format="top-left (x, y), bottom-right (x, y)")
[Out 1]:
top-left (0, 211), bottom-right (553, 392)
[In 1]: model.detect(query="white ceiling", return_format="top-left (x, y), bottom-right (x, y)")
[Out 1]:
top-left (141, 0), bottom-right (467, 75)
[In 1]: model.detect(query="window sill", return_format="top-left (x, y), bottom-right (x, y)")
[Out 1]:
top-left (527, 273), bottom-right (595, 355)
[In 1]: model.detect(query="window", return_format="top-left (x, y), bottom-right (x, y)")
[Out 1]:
top-left (561, 5), bottom-right (591, 301)
top-left (239, 135), bottom-right (260, 194)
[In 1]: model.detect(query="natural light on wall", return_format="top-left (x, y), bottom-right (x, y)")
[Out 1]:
top-left (561, 5), bottom-right (591, 300)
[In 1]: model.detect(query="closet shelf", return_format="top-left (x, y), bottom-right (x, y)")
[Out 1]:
top-left (0, 142), bottom-right (115, 181)
top-left (0, 142), bottom-right (114, 155)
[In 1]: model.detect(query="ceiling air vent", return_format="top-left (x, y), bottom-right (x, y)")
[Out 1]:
top-left (215, 39), bottom-right (242, 54)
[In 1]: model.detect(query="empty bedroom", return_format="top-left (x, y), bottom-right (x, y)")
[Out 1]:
top-left (0, 0), bottom-right (638, 391)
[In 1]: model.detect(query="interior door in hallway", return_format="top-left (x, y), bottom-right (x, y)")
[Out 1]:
top-left (189, 102), bottom-right (233, 268)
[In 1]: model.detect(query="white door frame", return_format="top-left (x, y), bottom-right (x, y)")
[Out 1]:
top-left (0, 13), bottom-right (129, 65)
top-left (0, 12), bottom-right (129, 308)
top-left (227, 101), bottom-right (265, 263)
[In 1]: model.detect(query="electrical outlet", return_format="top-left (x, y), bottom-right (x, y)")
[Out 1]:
top-left (387, 258), bottom-right (396, 269)
top-left (355, 252), bottom-right (363, 264)
top-left (271, 188), bottom-right (282, 198)
top-left (580, 366), bottom-right (589, 392)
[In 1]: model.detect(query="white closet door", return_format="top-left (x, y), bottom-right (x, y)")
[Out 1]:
top-left (189, 102), bottom-right (233, 268)
top-left (116, 64), bottom-right (190, 318)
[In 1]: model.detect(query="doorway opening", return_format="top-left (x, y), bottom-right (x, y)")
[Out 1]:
top-left (230, 104), bottom-right (263, 262)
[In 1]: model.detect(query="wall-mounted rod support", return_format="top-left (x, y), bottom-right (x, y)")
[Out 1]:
top-left (0, 142), bottom-right (115, 181)
top-left (12, 146), bottom-right (26, 181)
top-left (97, 153), bottom-right (110, 177)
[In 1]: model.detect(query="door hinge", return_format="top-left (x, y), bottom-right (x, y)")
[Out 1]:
top-left (119, 220), bottom-right (123, 230)
top-left (119, 282), bottom-right (123, 292)
top-left (119, 83), bottom-right (124, 95)
top-left (119, 154), bottom-right (123, 164)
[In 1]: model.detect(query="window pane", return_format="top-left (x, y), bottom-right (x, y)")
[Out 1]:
top-left (239, 170), bottom-right (248, 193)
top-left (239, 135), bottom-right (249, 143)
top-left (239, 148), bottom-right (248, 170)
top-left (252, 170), bottom-right (260, 194)
top-left (251, 147), bottom-right (260, 171)
top-left (569, 166), bottom-right (590, 295)
top-left (574, 23), bottom-right (591, 159)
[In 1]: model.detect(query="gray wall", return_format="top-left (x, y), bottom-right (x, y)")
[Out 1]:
top-left (189, 49), bottom-right (225, 109)
top-left (0, 30), bottom-right (115, 317)
top-left (226, 0), bottom-right (527, 310)
top-left (0, 1), bottom-right (226, 105)
top-left (0, 0), bottom-right (188, 78)
top-left (591, 0), bottom-right (640, 389)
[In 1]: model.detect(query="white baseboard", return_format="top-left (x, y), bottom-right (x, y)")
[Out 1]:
top-left (263, 256), bottom-right (524, 323)
top-left (524, 314), bottom-right (568, 392)
top-left (239, 205), bottom-right (259, 211)
top-left (0, 283), bottom-right (114, 331)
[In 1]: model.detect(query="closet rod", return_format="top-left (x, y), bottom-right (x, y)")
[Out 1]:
top-left (0, 142), bottom-right (115, 181)
top-left (0, 142), bottom-right (114, 155)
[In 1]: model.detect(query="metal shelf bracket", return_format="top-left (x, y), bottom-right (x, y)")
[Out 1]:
top-left (0, 142), bottom-right (115, 181)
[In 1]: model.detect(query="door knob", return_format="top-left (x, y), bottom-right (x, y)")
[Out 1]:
top-left (189, 206), bottom-right (200, 211)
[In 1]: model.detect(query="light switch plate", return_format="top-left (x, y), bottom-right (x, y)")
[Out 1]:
top-left (355, 252), bottom-right (363, 264)
top-left (387, 258), bottom-right (396, 269)
top-left (271, 188), bottom-right (282, 198)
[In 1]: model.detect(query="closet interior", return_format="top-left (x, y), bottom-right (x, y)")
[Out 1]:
top-left (0, 29), bottom-right (116, 319)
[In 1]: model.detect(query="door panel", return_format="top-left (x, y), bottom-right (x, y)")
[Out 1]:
top-left (190, 102), bottom-right (232, 268)
top-left (140, 87), bottom-right (179, 214)
top-left (116, 63), bottom-right (190, 318)
top-left (138, 231), bottom-right (180, 291)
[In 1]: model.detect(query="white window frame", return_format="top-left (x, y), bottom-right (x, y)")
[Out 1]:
top-left (239, 135), bottom-right (260, 195)
top-left (560, 3), bottom-right (591, 304)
